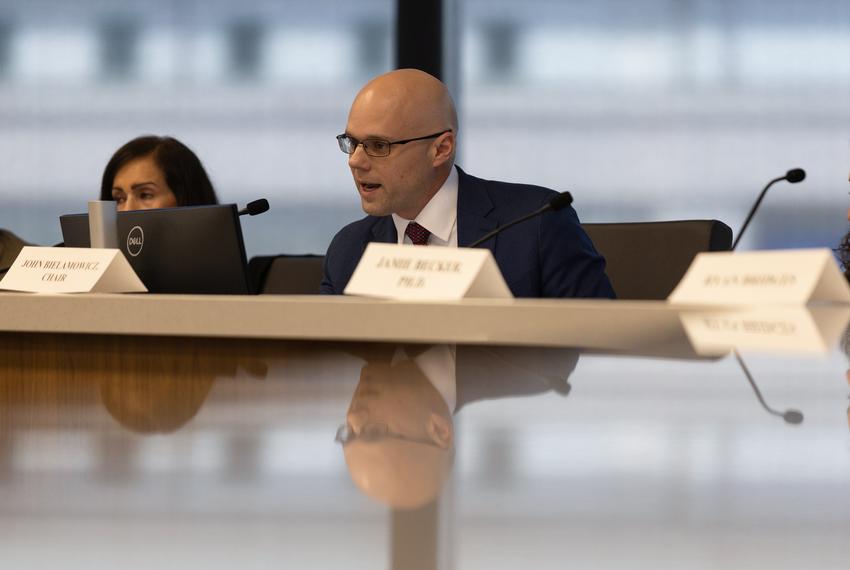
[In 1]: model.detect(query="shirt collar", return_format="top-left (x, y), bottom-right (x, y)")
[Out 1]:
top-left (392, 166), bottom-right (458, 243)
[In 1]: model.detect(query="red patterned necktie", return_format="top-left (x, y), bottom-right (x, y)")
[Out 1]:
top-left (405, 222), bottom-right (431, 246)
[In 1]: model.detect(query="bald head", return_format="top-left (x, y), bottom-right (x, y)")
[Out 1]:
top-left (344, 440), bottom-right (454, 510)
top-left (352, 69), bottom-right (457, 135)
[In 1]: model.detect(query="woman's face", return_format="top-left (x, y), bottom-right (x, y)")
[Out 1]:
top-left (111, 156), bottom-right (178, 212)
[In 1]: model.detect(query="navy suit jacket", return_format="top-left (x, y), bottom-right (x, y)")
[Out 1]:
top-left (320, 167), bottom-right (616, 298)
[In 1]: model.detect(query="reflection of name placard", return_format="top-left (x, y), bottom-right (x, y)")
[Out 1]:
top-left (344, 243), bottom-right (513, 300)
top-left (680, 306), bottom-right (850, 354)
top-left (668, 249), bottom-right (850, 305)
top-left (0, 246), bottom-right (147, 294)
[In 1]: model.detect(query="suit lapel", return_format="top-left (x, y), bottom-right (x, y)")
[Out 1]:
top-left (349, 216), bottom-right (397, 274)
top-left (456, 167), bottom-right (498, 255)
top-left (369, 216), bottom-right (398, 244)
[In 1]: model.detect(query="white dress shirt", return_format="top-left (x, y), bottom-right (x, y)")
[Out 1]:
top-left (392, 344), bottom-right (457, 413)
top-left (391, 166), bottom-right (459, 247)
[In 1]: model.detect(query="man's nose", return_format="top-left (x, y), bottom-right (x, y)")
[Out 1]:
top-left (346, 408), bottom-right (369, 433)
top-left (348, 144), bottom-right (370, 170)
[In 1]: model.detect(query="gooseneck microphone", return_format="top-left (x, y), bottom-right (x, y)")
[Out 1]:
top-left (732, 168), bottom-right (805, 250)
top-left (238, 198), bottom-right (270, 217)
top-left (468, 191), bottom-right (573, 248)
top-left (735, 351), bottom-right (803, 425)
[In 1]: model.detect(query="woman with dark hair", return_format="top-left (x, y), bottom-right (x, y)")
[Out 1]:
top-left (100, 135), bottom-right (218, 211)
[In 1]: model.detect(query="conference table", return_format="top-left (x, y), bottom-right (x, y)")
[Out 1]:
top-left (1, 292), bottom-right (850, 569)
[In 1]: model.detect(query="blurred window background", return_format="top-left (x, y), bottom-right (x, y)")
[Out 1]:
top-left (460, 0), bottom-right (850, 250)
top-left (0, 0), bottom-right (848, 256)
top-left (0, 0), bottom-right (392, 255)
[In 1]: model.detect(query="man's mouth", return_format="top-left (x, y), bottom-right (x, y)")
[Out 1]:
top-left (359, 182), bottom-right (382, 192)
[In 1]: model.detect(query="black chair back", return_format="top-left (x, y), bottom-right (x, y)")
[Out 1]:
top-left (248, 254), bottom-right (325, 294)
top-left (582, 220), bottom-right (733, 300)
top-left (0, 229), bottom-right (29, 269)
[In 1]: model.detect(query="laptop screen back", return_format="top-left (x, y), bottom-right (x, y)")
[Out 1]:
top-left (60, 204), bottom-right (251, 294)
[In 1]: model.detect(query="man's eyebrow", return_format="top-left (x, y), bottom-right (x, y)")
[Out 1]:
top-left (346, 132), bottom-right (388, 140)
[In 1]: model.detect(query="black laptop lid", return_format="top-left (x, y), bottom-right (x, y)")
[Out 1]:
top-left (60, 204), bottom-right (251, 294)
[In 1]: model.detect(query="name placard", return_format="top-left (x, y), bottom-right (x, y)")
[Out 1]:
top-left (668, 248), bottom-right (850, 305)
top-left (0, 246), bottom-right (147, 294)
top-left (344, 243), bottom-right (513, 300)
top-left (679, 306), bottom-right (850, 355)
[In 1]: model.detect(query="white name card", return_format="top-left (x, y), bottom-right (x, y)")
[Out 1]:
top-left (680, 306), bottom-right (850, 355)
top-left (344, 243), bottom-right (513, 300)
top-left (0, 246), bottom-right (147, 294)
top-left (668, 248), bottom-right (850, 305)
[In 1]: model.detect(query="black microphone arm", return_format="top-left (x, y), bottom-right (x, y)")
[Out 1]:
top-left (735, 351), bottom-right (803, 425)
top-left (732, 168), bottom-right (805, 250)
top-left (238, 198), bottom-right (270, 217)
top-left (468, 191), bottom-right (573, 248)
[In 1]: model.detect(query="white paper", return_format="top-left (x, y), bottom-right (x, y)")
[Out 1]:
top-left (344, 243), bottom-right (513, 300)
top-left (668, 248), bottom-right (850, 305)
top-left (0, 246), bottom-right (147, 294)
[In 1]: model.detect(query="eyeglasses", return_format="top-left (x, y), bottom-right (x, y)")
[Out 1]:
top-left (335, 422), bottom-right (444, 448)
top-left (336, 130), bottom-right (452, 157)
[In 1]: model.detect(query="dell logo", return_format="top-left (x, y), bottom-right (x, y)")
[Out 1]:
top-left (127, 226), bottom-right (144, 257)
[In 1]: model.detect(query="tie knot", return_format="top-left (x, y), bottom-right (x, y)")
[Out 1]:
top-left (405, 222), bottom-right (431, 246)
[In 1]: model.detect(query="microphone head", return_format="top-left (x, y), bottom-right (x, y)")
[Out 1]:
top-left (549, 191), bottom-right (574, 211)
top-left (783, 409), bottom-right (804, 425)
top-left (785, 168), bottom-right (806, 183)
top-left (245, 198), bottom-right (270, 216)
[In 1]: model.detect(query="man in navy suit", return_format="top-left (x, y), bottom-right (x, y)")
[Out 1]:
top-left (321, 69), bottom-right (615, 298)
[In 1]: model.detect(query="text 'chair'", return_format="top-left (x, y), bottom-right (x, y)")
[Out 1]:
top-left (582, 220), bottom-right (733, 300)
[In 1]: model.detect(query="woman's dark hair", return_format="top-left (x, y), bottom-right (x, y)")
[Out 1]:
top-left (100, 135), bottom-right (218, 206)
top-left (838, 229), bottom-right (850, 282)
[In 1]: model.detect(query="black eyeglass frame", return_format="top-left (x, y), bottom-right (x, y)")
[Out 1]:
top-left (336, 130), bottom-right (452, 157)
top-left (334, 422), bottom-right (446, 449)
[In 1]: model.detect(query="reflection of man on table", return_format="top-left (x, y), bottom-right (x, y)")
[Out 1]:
top-left (337, 344), bottom-right (578, 509)
top-left (338, 346), bottom-right (456, 510)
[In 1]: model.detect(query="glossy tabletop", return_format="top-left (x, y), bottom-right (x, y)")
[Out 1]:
top-left (1, 330), bottom-right (849, 569)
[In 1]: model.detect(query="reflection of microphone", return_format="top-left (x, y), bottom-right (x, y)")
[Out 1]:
top-left (735, 351), bottom-right (803, 424)
top-left (468, 191), bottom-right (573, 248)
top-left (732, 169), bottom-right (806, 250)
top-left (238, 198), bottom-right (270, 217)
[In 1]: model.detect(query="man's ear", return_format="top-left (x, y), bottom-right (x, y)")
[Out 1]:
top-left (431, 132), bottom-right (455, 168)
top-left (426, 413), bottom-right (453, 449)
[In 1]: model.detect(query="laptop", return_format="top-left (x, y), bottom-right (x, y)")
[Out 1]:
top-left (60, 204), bottom-right (251, 294)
